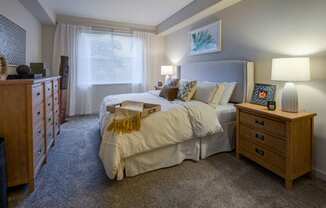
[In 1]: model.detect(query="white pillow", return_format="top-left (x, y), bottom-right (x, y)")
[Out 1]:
top-left (193, 81), bottom-right (225, 108)
top-left (193, 82), bottom-right (217, 104)
top-left (219, 82), bottom-right (237, 105)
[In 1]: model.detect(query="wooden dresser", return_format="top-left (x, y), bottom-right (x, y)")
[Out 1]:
top-left (0, 76), bottom-right (61, 192)
top-left (236, 103), bottom-right (316, 189)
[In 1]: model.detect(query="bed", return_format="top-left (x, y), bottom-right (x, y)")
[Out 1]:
top-left (99, 60), bottom-right (254, 180)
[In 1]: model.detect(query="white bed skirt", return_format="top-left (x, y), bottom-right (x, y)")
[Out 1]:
top-left (124, 122), bottom-right (235, 178)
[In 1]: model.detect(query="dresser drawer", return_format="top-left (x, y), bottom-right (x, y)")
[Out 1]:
top-left (32, 84), bottom-right (44, 106)
top-left (45, 98), bottom-right (53, 113)
top-left (53, 92), bottom-right (59, 105)
top-left (45, 81), bottom-right (53, 97)
top-left (239, 125), bottom-right (286, 156)
top-left (33, 122), bottom-right (44, 147)
top-left (46, 126), bottom-right (54, 148)
top-left (53, 80), bottom-right (59, 92)
top-left (33, 126), bottom-right (45, 168)
top-left (33, 103), bottom-right (44, 125)
top-left (239, 138), bottom-right (286, 175)
top-left (240, 111), bottom-right (286, 137)
top-left (46, 113), bottom-right (54, 126)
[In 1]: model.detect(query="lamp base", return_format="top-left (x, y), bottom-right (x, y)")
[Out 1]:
top-left (165, 75), bottom-right (172, 83)
top-left (281, 82), bottom-right (298, 113)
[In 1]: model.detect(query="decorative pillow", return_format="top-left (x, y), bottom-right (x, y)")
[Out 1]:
top-left (209, 84), bottom-right (225, 108)
top-left (193, 81), bottom-right (219, 104)
top-left (159, 87), bottom-right (178, 101)
top-left (164, 78), bottom-right (180, 88)
top-left (177, 80), bottom-right (197, 101)
top-left (219, 82), bottom-right (237, 105)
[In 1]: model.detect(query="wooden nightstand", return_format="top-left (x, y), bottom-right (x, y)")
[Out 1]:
top-left (236, 103), bottom-right (316, 190)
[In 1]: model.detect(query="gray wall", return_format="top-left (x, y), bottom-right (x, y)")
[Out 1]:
top-left (164, 0), bottom-right (326, 179)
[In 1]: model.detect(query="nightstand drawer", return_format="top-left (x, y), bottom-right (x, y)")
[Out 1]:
top-left (239, 138), bottom-right (286, 175)
top-left (240, 111), bottom-right (286, 137)
top-left (239, 125), bottom-right (286, 156)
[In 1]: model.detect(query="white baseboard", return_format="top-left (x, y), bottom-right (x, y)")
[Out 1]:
top-left (313, 168), bottom-right (326, 181)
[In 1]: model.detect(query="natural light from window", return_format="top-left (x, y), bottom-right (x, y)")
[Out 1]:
top-left (80, 32), bottom-right (139, 85)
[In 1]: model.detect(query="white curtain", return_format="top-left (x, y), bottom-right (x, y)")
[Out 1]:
top-left (132, 31), bottom-right (156, 92)
top-left (53, 24), bottom-right (163, 116)
top-left (52, 24), bottom-right (93, 116)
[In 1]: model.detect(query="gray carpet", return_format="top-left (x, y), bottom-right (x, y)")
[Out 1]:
top-left (9, 116), bottom-right (326, 208)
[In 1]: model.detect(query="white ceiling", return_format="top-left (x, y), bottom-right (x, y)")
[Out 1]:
top-left (44, 0), bottom-right (194, 26)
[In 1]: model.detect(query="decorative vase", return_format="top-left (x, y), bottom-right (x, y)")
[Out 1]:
top-left (0, 55), bottom-right (8, 80)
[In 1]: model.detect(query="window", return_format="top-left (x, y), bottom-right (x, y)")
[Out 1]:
top-left (79, 31), bottom-right (142, 85)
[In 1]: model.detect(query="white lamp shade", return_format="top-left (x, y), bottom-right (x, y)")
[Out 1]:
top-left (161, 65), bottom-right (174, 76)
top-left (271, 57), bottom-right (311, 81)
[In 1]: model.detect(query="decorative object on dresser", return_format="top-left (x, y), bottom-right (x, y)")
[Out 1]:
top-left (0, 55), bottom-right (7, 80)
top-left (161, 65), bottom-right (174, 82)
top-left (236, 103), bottom-right (316, 190)
top-left (190, 20), bottom-right (222, 55)
top-left (251, 83), bottom-right (276, 106)
top-left (7, 65), bottom-right (43, 80)
top-left (59, 56), bottom-right (69, 124)
top-left (30, 63), bottom-right (46, 77)
top-left (0, 77), bottom-right (61, 192)
top-left (267, 101), bottom-right (276, 111)
top-left (272, 57), bottom-right (310, 113)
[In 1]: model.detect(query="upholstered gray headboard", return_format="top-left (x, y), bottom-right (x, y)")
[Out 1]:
top-left (179, 60), bottom-right (254, 103)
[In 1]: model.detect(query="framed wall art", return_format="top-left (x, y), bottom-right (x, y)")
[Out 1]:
top-left (251, 83), bottom-right (276, 106)
top-left (190, 20), bottom-right (222, 55)
top-left (0, 15), bottom-right (26, 66)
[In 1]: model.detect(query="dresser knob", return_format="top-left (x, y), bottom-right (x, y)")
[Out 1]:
top-left (255, 120), bottom-right (265, 126)
top-left (255, 133), bottom-right (265, 141)
top-left (37, 111), bottom-right (40, 115)
top-left (36, 92), bottom-right (40, 96)
top-left (255, 148), bottom-right (265, 156)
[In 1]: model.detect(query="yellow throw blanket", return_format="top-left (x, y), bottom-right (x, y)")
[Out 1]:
top-left (107, 108), bottom-right (142, 134)
top-left (107, 101), bottom-right (161, 134)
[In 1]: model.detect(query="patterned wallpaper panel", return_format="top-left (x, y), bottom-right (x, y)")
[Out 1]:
top-left (0, 15), bottom-right (26, 65)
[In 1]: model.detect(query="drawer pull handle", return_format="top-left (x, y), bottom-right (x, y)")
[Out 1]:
top-left (48, 103), bottom-right (51, 106)
top-left (255, 133), bottom-right (265, 141)
top-left (38, 130), bottom-right (41, 134)
top-left (255, 148), bottom-right (265, 156)
top-left (37, 111), bottom-right (41, 115)
top-left (255, 120), bottom-right (265, 126)
top-left (48, 88), bottom-right (51, 91)
top-left (48, 118), bottom-right (52, 122)
top-left (36, 92), bottom-right (40, 96)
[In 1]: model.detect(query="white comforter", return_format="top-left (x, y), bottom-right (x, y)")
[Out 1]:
top-left (99, 91), bottom-right (223, 179)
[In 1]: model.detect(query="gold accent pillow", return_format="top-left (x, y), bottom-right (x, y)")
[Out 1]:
top-left (177, 80), bottom-right (197, 101)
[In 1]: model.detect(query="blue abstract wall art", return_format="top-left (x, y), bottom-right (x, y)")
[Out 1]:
top-left (190, 20), bottom-right (222, 55)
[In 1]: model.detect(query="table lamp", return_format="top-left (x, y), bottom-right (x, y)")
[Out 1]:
top-left (161, 65), bottom-right (174, 82)
top-left (271, 57), bottom-right (310, 113)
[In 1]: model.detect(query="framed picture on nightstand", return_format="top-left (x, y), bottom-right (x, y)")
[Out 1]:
top-left (251, 83), bottom-right (276, 106)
